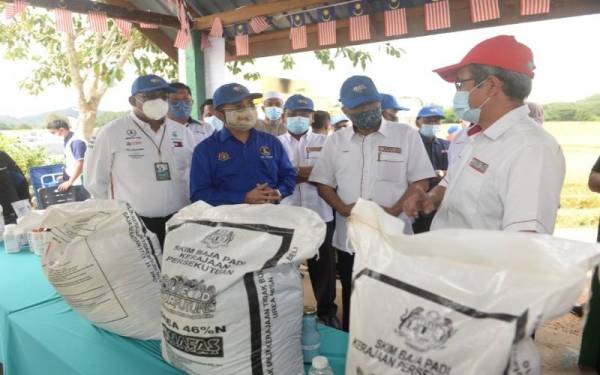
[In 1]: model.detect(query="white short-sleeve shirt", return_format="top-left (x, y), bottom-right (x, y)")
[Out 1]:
top-left (431, 105), bottom-right (565, 234)
top-left (84, 112), bottom-right (194, 218)
top-left (310, 119), bottom-right (436, 253)
top-left (278, 131), bottom-right (333, 222)
top-left (186, 119), bottom-right (215, 146)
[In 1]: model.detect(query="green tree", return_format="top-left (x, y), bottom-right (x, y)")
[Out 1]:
top-left (0, 133), bottom-right (51, 181)
top-left (0, 7), bottom-right (177, 140)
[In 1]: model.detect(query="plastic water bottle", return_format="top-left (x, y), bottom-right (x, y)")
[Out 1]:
top-left (0, 205), bottom-right (5, 241)
top-left (308, 356), bottom-right (333, 375)
top-left (3, 224), bottom-right (21, 253)
top-left (302, 306), bottom-right (320, 364)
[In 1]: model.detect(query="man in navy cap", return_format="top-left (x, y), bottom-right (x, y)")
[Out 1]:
top-left (189, 83), bottom-right (296, 206)
top-left (278, 94), bottom-right (339, 328)
top-left (412, 105), bottom-right (450, 233)
top-left (380, 93), bottom-right (409, 122)
top-left (310, 75), bottom-right (435, 330)
top-left (84, 74), bottom-right (195, 246)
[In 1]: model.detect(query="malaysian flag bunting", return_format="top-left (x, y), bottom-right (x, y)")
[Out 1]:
top-left (174, 0), bottom-right (191, 49)
top-left (520, 0), bottom-right (550, 16)
top-left (201, 32), bottom-right (211, 50)
top-left (140, 23), bottom-right (159, 29)
top-left (88, 11), bottom-right (108, 34)
top-left (115, 19), bottom-right (132, 39)
top-left (3, 0), bottom-right (28, 20)
top-left (250, 16), bottom-right (270, 34)
top-left (384, 0), bottom-right (408, 37)
top-left (235, 23), bottom-right (249, 56)
top-left (348, 1), bottom-right (371, 42)
top-left (470, 0), bottom-right (500, 22)
top-left (209, 17), bottom-right (223, 37)
top-left (174, 29), bottom-right (191, 49)
top-left (289, 13), bottom-right (307, 50)
top-left (424, 0), bottom-right (451, 31)
top-left (54, 8), bottom-right (73, 34)
top-left (317, 7), bottom-right (336, 46)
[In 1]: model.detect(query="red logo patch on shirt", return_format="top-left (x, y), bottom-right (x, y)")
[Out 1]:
top-left (172, 141), bottom-right (183, 147)
top-left (469, 157), bottom-right (489, 174)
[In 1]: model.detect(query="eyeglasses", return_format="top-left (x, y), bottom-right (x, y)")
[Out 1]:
top-left (454, 78), bottom-right (476, 90)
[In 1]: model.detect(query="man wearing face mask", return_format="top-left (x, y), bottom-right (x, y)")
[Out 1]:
top-left (45, 115), bottom-right (87, 192)
top-left (168, 82), bottom-right (215, 146)
top-left (277, 95), bottom-right (339, 329)
top-left (84, 74), bottom-right (194, 246)
top-left (310, 75), bottom-right (435, 331)
top-left (256, 91), bottom-right (286, 136)
top-left (412, 105), bottom-right (449, 233)
top-left (190, 83), bottom-right (296, 206)
top-left (201, 99), bottom-right (224, 131)
top-left (403, 35), bottom-right (565, 234)
top-left (380, 93), bottom-right (409, 122)
top-left (311, 110), bottom-right (331, 135)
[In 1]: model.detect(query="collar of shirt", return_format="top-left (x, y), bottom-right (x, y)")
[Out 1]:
top-left (186, 117), bottom-right (202, 126)
top-left (219, 126), bottom-right (257, 143)
top-left (64, 131), bottom-right (74, 146)
top-left (482, 105), bottom-right (530, 141)
top-left (348, 117), bottom-right (391, 141)
top-left (283, 129), bottom-right (312, 144)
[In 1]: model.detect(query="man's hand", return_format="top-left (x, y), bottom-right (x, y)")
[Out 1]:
top-left (383, 206), bottom-right (401, 217)
top-left (58, 181), bottom-right (73, 192)
top-left (244, 183), bottom-right (280, 204)
top-left (402, 188), bottom-right (435, 219)
top-left (339, 203), bottom-right (355, 217)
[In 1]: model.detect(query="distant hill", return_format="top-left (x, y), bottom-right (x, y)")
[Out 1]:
top-left (544, 94), bottom-right (600, 121)
top-left (0, 108), bottom-right (127, 130)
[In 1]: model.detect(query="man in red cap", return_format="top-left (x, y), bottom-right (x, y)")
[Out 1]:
top-left (403, 35), bottom-right (565, 234)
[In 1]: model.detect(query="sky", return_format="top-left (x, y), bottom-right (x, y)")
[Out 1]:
top-left (1, 13), bottom-right (600, 118)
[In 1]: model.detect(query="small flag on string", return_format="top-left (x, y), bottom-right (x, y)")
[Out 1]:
top-left (317, 7), bottom-right (336, 46)
top-left (201, 32), bottom-right (211, 50)
top-left (209, 17), bottom-right (223, 37)
top-left (424, 0), bottom-right (451, 31)
top-left (470, 0), bottom-right (500, 22)
top-left (174, 29), bottom-right (191, 49)
top-left (88, 11), bottom-right (108, 34)
top-left (3, 0), bottom-right (28, 20)
top-left (384, 0), bottom-right (408, 37)
top-left (348, 1), bottom-right (371, 42)
top-left (54, 8), bottom-right (74, 34)
top-left (235, 23), bottom-right (249, 56)
top-left (174, 0), bottom-right (191, 49)
top-left (289, 13), bottom-right (307, 50)
top-left (520, 0), bottom-right (550, 15)
top-left (250, 16), bottom-right (270, 34)
top-left (115, 19), bottom-right (132, 39)
top-left (140, 23), bottom-right (159, 29)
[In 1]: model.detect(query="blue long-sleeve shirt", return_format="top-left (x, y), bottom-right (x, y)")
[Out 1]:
top-left (190, 127), bottom-right (297, 205)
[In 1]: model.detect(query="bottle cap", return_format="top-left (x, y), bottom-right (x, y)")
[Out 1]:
top-left (312, 356), bottom-right (328, 369)
top-left (303, 306), bottom-right (317, 315)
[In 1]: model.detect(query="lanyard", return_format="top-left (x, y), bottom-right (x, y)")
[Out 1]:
top-left (132, 119), bottom-right (167, 161)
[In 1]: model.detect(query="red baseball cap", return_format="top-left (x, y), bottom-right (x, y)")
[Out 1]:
top-left (433, 35), bottom-right (535, 82)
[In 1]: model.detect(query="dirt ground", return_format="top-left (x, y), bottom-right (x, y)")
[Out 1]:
top-left (301, 266), bottom-right (599, 375)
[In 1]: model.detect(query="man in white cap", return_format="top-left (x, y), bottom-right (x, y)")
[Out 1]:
top-left (256, 91), bottom-right (286, 136)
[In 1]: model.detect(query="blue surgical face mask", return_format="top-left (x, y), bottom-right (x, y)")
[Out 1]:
top-left (265, 106), bottom-right (283, 121)
top-left (453, 80), bottom-right (490, 124)
top-left (348, 107), bottom-right (382, 130)
top-left (169, 100), bottom-right (193, 119)
top-left (419, 124), bottom-right (439, 138)
top-left (205, 115), bottom-right (223, 131)
top-left (286, 116), bottom-right (310, 135)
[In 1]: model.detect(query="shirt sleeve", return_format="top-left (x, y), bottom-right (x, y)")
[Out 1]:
top-left (406, 129), bottom-right (437, 183)
top-left (308, 136), bottom-right (337, 188)
top-left (500, 143), bottom-right (566, 233)
top-left (189, 142), bottom-right (246, 205)
top-left (593, 155), bottom-right (600, 173)
top-left (70, 140), bottom-right (87, 160)
top-left (274, 138), bottom-right (297, 198)
top-left (83, 127), bottom-right (112, 199)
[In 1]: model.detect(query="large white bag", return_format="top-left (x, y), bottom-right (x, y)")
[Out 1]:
top-left (346, 199), bottom-right (600, 375)
top-left (39, 200), bottom-right (162, 340)
top-left (161, 201), bottom-right (325, 375)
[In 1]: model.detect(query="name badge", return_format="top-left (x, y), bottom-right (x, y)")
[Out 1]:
top-left (378, 146), bottom-right (402, 161)
top-left (306, 146), bottom-right (322, 158)
top-left (154, 162), bottom-right (172, 181)
top-left (469, 157), bottom-right (489, 174)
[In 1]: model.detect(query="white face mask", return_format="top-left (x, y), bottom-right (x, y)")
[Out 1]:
top-left (141, 99), bottom-right (169, 120)
top-left (225, 107), bottom-right (258, 131)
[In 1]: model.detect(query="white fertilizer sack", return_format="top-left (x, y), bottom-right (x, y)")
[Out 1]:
top-left (161, 201), bottom-right (325, 375)
top-left (346, 199), bottom-right (600, 375)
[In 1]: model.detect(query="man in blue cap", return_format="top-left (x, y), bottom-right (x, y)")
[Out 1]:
top-left (380, 93), bottom-right (409, 122)
top-left (412, 105), bottom-right (450, 233)
top-left (310, 75), bottom-right (435, 330)
top-left (168, 82), bottom-right (215, 146)
top-left (331, 114), bottom-right (350, 132)
top-left (277, 94), bottom-right (339, 329)
top-left (189, 83), bottom-right (296, 205)
top-left (84, 74), bottom-right (195, 246)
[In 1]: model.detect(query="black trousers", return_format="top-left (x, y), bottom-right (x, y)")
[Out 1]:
top-left (337, 249), bottom-right (355, 332)
top-left (307, 220), bottom-right (337, 319)
top-left (139, 214), bottom-right (173, 248)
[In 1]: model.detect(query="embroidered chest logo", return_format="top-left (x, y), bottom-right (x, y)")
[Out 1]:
top-left (259, 145), bottom-right (272, 157)
top-left (217, 152), bottom-right (231, 161)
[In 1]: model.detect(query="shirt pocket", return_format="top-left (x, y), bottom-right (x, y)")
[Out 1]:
top-left (305, 148), bottom-right (322, 167)
top-left (376, 152), bottom-right (405, 182)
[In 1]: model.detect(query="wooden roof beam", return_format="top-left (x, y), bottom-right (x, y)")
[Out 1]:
top-left (194, 0), bottom-right (342, 30)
